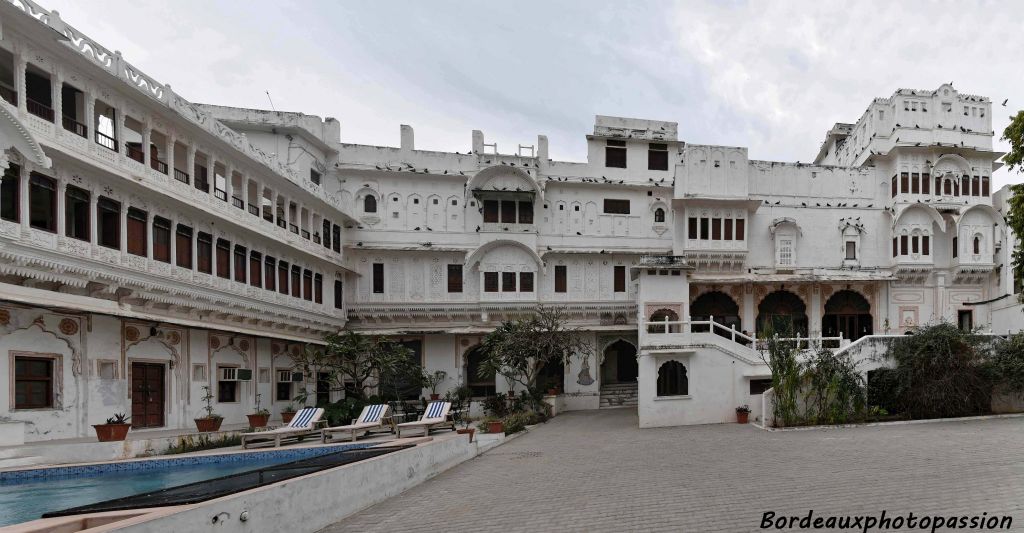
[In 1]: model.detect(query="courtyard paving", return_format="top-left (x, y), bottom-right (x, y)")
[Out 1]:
top-left (323, 409), bottom-right (1024, 532)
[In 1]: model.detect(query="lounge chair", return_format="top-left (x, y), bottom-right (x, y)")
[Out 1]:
top-left (321, 404), bottom-right (391, 443)
top-left (396, 401), bottom-right (454, 438)
top-left (241, 407), bottom-right (325, 449)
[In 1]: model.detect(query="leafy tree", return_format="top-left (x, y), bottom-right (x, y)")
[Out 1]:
top-left (1000, 111), bottom-right (1024, 304)
top-left (478, 306), bottom-right (592, 399)
top-left (291, 332), bottom-right (417, 402)
top-left (758, 321), bottom-right (803, 427)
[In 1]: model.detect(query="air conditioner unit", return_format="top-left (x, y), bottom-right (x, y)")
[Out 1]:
top-left (277, 371), bottom-right (305, 383)
top-left (221, 367), bottom-right (252, 381)
top-left (291, 372), bottom-right (304, 383)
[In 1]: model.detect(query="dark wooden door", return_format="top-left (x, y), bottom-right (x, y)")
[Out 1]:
top-left (131, 362), bottom-right (165, 428)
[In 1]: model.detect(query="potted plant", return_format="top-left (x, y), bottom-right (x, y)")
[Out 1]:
top-left (487, 418), bottom-right (504, 434)
top-left (281, 403), bottom-right (298, 424)
top-left (736, 404), bottom-right (751, 424)
top-left (449, 385), bottom-right (475, 442)
top-left (93, 413), bottom-right (131, 442)
top-left (247, 393), bottom-right (270, 428)
top-left (194, 385), bottom-right (224, 432)
top-left (422, 370), bottom-right (447, 401)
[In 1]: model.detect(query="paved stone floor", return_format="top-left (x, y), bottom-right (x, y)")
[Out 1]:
top-left (323, 410), bottom-right (1024, 532)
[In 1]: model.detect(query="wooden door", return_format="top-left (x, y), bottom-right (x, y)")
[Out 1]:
top-left (131, 362), bottom-right (165, 428)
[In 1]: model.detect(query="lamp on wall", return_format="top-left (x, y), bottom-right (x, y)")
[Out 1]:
top-left (149, 325), bottom-right (158, 337)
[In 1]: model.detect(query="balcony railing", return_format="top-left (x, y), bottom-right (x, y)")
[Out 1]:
top-left (26, 97), bottom-right (54, 122)
top-left (62, 116), bottom-right (88, 138)
top-left (173, 168), bottom-right (190, 184)
top-left (300, 229), bottom-right (310, 240)
top-left (289, 224), bottom-right (299, 235)
top-left (151, 158), bottom-right (168, 174)
top-left (214, 189), bottom-right (227, 201)
top-left (95, 131), bottom-right (118, 152)
top-left (248, 204), bottom-right (259, 216)
top-left (276, 218), bottom-right (287, 229)
top-left (231, 196), bottom-right (244, 209)
top-left (263, 211), bottom-right (274, 223)
top-left (312, 233), bottom-right (321, 244)
top-left (0, 86), bottom-right (16, 106)
top-left (126, 144), bottom-right (145, 163)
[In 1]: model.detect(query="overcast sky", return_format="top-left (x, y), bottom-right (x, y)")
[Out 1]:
top-left (44, 1), bottom-right (1024, 188)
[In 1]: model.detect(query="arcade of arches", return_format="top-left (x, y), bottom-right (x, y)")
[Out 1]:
top-left (756, 290), bottom-right (809, 337)
top-left (690, 291), bottom-right (741, 336)
top-left (822, 290), bottom-right (872, 341)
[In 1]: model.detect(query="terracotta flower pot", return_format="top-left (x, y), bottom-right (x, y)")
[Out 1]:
top-left (430, 393), bottom-right (440, 401)
top-left (487, 421), bottom-right (504, 434)
top-left (547, 389), bottom-right (558, 396)
top-left (194, 417), bottom-right (223, 432)
top-left (93, 423), bottom-right (130, 442)
top-left (456, 427), bottom-right (476, 442)
top-left (736, 411), bottom-right (749, 424)
top-left (247, 414), bottom-right (269, 428)
top-left (281, 411), bottom-right (297, 424)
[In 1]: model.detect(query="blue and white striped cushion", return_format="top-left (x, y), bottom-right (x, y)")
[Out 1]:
top-left (289, 407), bottom-right (317, 428)
top-left (425, 401), bottom-right (446, 419)
top-left (363, 404), bottom-right (384, 423)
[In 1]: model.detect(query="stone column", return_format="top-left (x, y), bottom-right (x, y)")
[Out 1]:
top-left (18, 168), bottom-right (28, 230)
top-left (14, 52), bottom-right (27, 114)
top-left (167, 134), bottom-right (176, 177)
top-left (809, 284), bottom-right (822, 339)
top-left (742, 284), bottom-right (755, 336)
top-left (141, 124), bottom-right (151, 167)
top-left (84, 92), bottom-right (95, 140)
top-left (169, 215), bottom-right (177, 266)
top-left (52, 71), bottom-right (63, 126)
top-left (186, 144), bottom-right (196, 185)
top-left (88, 192), bottom-right (98, 244)
top-left (224, 164), bottom-right (234, 204)
top-left (114, 105), bottom-right (126, 158)
top-left (121, 204), bottom-right (131, 255)
top-left (56, 178), bottom-right (67, 236)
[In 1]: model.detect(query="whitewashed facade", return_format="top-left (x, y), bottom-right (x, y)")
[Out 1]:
top-left (0, 1), bottom-right (1020, 442)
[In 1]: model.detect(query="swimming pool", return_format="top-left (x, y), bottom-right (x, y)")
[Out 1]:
top-left (0, 444), bottom-right (365, 527)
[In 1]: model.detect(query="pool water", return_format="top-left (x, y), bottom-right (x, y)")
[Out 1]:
top-left (0, 447), bottom-right (351, 527)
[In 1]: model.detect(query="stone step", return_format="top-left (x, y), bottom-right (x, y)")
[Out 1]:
top-left (0, 455), bottom-right (46, 469)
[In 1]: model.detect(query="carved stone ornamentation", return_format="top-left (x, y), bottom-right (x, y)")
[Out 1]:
top-left (59, 318), bottom-right (79, 336)
top-left (124, 326), bottom-right (139, 342)
top-left (209, 336), bottom-right (221, 350)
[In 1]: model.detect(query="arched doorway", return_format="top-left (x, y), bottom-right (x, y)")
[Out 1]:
top-left (756, 290), bottom-right (808, 337)
top-left (690, 291), bottom-right (741, 337)
top-left (600, 339), bottom-right (638, 384)
top-left (465, 346), bottom-right (495, 397)
top-left (647, 308), bottom-right (680, 333)
top-left (536, 359), bottom-right (565, 394)
top-left (822, 290), bottom-right (872, 341)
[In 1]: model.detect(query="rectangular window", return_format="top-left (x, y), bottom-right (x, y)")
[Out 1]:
top-left (314, 273), bottom-right (323, 304)
top-left (500, 200), bottom-right (516, 224)
top-left (961, 175), bottom-right (970, 197)
top-left (14, 356), bottom-right (54, 409)
top-left (278, 261), bottom-right (289, 294)
top-left (152, 216), bottom-right (171, 263)
top-left (605, 139), bottom-right (626, 168)
top-left (517, 201), bottom-right (533, 224)
top-left (688, 217), bottom-right (698, 240)
top-left (736, 219), bottom-right (745, 240)
top-left (1, 164), bottom-right (19, 222)
top-left (957, 310), bottom-right (973, 332)
top-left (322, 219), bottom-right (331, 249)
top-left (303, 269), bottom-right (313, 301)
top-left (922, 173), bottom-right (930, 194)
top-left (749, 378), bottom-right (773, 395)
top-left (332, 224), bottom-right (341, 253)
top-left (483, 200), bottom-right (499, 223)
top-left (291, 265), bottom-right (301, 298)
top-left (233, 245), bottom-right (246, 283)
top-left (28, 173), bottom-right (57, 232)
top-left (249, 251), bottom-right (262, 288)
top-left (891, 176), bottom-right (897, 198)
top-left (217, 370), bottom-right (239, 403)
top-left (197, 232), bottom-right (213, 274)
top-left (982, 176), bottom-right (990, 197)
top-left (912, 236), bottom-right (919, 254)
top-left (778, 238), bottom-right (793, 266)
top-left (699, 218), bottom-right (709, 240)
top-left (334, 279), bottom-right (344, 309)
top-left (711, 218), bottom-right (721, 240)
top-left (126, 207), bottom-right (147, 256)
top-left (216, 238), bottom-right (230, 279)
top-left (724, 219), bottom-right (733, 241)
top-left (501, 272), bottom-right (516, 292)
top-left (614, 265), bottom-right (626, 293)
top-left (972, 176), bottom-right (980, 197)
top-left (900, 235), bottom-right (908, 255)
top-left (922, 235), bottom-right (930, 255)
top-left (276, 378), bottom-right (293, 402)
top-left (603, 199), bottom-right (630, 214)
top-left (483, 271), bottom-right (499, 293)
top-left (845, 241), bottom-right (856, 260)
top-left (309, 169), bottom-right (321, 185)
top-left (911, 173), bottom-right (919, 194)
top-left (953, 237), bottom-right (958, 259)
top-left (176, 225), bottom-right (192, 268)
top-left (519, 272), bottom-right (534, 292)
top-left (648, 143), bottom-right (668, 171)
top-left (371, 263), bottom-right (384, 294)
top-left (65, 185), bottom-right (90, 241)
top-left (97, 197), bottom-right (122, 250)
top-left (554, 265), bottom-right (567, 293)
top-left (447, 264), bottom-right (463, 293)
top-left (900, 172), bottom-right (909, 194)
top-left (265, 256), bottom-right (276, 291)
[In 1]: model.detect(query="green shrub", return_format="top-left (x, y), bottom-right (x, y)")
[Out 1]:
top-left (804, 348), bottom-right (866, 424)
top-left (990, 332), bottom-right (1024, 394)
top-left (165, 433), bottom-right (242, 454)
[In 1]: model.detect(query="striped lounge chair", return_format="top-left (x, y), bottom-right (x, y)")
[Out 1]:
top-left (241, 407), bottom-right (324, 449)
top-left (321, 404), bottom-right (391, 443)
top-left (396, 401), bottom-right (454, 438)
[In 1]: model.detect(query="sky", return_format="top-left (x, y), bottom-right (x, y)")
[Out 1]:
top-left (43, 0), bottom-right (1024, 189)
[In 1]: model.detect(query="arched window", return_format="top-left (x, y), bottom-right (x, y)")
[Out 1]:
top-left (654, 208), bottom-right (665, 223)
top-left (363, 195), bottom-right (377, 213)
top-left (648, 309), bottom-right (680, 333)
top-left (973, 235), bottom-right (981, 255)
top-left (657, 360), bottom-right (688, 396)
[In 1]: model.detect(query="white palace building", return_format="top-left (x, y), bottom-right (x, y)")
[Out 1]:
top-left (0, 0), bottom-right (1020, 444)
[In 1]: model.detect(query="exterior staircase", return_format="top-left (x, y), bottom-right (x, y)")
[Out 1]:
top-left (599, 382), bottom-right (638, 409)
top-left (0, 447), bottom-right (45, 469)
